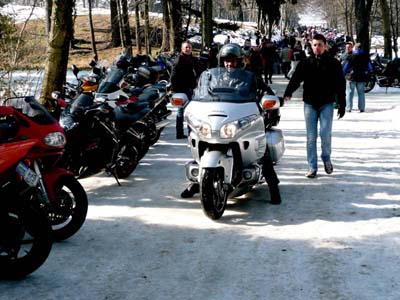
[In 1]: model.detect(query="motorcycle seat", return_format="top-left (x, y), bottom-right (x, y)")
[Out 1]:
top-left (114, 105), bottom-right (151, 124)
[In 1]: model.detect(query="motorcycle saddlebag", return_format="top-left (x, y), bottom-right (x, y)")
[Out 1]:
top-left (266, 128), bottom-right (285, 163)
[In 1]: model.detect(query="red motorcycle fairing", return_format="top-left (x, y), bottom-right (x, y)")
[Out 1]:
top-left (0, 139), bottom-right (38, 174)
top-left (41, 167), bottom-right (75, 201)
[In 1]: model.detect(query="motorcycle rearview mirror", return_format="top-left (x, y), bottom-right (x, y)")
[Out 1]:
top-left (51, 91), bottom-right (61, 100)
top-left (89, 59), bottom-right (97, 68)
top-left (171, 93), bottom-right (188, 107)
top-left (72, 64), bottom-right (80, 78)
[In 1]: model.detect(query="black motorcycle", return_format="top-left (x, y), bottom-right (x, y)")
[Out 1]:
top-left (365, 54), bottom-right (400, 93)
top-left (58, 93), bottom-right (139, 183)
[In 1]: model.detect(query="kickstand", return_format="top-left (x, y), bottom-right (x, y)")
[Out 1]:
top-left (106, 167), bottom-right (121, 186)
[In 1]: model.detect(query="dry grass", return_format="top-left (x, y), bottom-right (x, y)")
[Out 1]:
top-left (6, 14), bottom-right (165, 70)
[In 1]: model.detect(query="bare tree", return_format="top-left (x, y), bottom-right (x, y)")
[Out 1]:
top-left (40, 0), bottom-right (75, 109)
top-left (109, 0), bottom-right (122, 47)
top-left (143, 0), bottom-right (151, 54)
top-left (88, 0), bottom-right (98, 60)
top-left (201, 0), bottom-right (212, 48)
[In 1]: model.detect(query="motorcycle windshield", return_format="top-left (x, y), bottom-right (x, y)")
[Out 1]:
top-left (2, 96), bottom-right (55, 125)
top-left (69, 93), bottom-right (94, 115)
top-left (193, 67), bottom-right (257, 103)
top-left (97, 68), bottom-right (125, 93)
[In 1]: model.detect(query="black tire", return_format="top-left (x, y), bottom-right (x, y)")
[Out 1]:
top-left (129, 123), bottom-right (150, 159)
top-left (200, 168), bottom-right (228, 220)
top-left (147, 122), bottom-right (161, 146)
top-left (48, 175), bottom-right (88, 241)
top-left (115, 144), bottom-right (139, 179)
top-left (0, 205), bottom-right (53, 279)
top-left (364, 79), bottom-right (375, 93)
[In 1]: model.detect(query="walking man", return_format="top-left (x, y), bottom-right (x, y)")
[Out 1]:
top-left (284, 33), bottom-right (346, 178)
top-left (343, 43), bottom-right (372, 112)
top-left (170, 41), bottom-right (198, 139)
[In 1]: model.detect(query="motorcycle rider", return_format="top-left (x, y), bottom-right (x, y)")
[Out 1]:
top-left (180, 43), bottom-right (281, 205)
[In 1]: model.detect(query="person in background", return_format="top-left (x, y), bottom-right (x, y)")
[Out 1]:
top-left (340, 41), bottom-right (353, 66)
top-left (343, 42), bottom-right (372, 113)
top-left (181, 43), bottom-right (281, 204)
top-left (170, 40), bottom-right (198, 139)
top-left (280, 43), bottom-right (291, 79)
top-left (284, 33), bottom-right (346, 178)
top-left (287, 41), bottom-right (306, 79)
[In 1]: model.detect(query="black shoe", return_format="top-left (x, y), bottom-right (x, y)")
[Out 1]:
top-left (323, 161), bottom-right (333, 174)
top-left (176, 134), bottom-right (187, 139)
top-left (305, 170), bottom-right (317, 178)
top-left (180, 183), bottom-right (200, 198)
top-left (269, 185), bottom-right (281, 205)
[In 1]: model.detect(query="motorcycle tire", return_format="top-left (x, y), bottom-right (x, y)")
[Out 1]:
top-left (364, 79), bottom-right (375, 93)
top-left (200, 168), bottom-right (228, 220)
top-left (147, 122), bottom-right (161, 146)
top-left (0, 205), bottom-right (52, 279)
top-left (48, 175), bottom-right (88, 241)
top-left (129, 123), bottom-right (149, 159)
top-left (115, 144), bottom-right (139, 179)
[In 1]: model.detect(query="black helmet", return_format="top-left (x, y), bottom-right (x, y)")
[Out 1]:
top-left (218, 43), bottom-right (243, 60)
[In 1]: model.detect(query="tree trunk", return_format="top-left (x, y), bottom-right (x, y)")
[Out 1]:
top-left (161, 0), bottom-right (170, 51)
top-left (144, 0), bottom-right (151, 55)
top-left (354, 0), bottom-right (373, 53)
top-left (40, 0), bottom-right (74, 109)
top-left (121, 0), bottom-right (132, 47)
top-left (109, 0), bottom-right (121, 47)
top-left (46, 0), bottom-right (52, 34)
top-left (378, 0), bottom-right (392, 58)
top-left (88, 0), bottom-right (98, 61)
top-left (167, 0), bottom-right (182, 53)
top-left (135, 4), bottom-right (142, 53)
top-left (390, 0), bottom-right (399, 58)
top-left (201, 0), bottom-right (213, 48)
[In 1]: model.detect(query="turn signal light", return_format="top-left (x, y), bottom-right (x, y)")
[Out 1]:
top-left (262, 100), bottom-right (277, 109)
top-left (171, 97), bottom-right (184, 106)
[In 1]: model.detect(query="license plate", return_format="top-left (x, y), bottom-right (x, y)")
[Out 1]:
top-left (16, 162), bottom-right (39, 187)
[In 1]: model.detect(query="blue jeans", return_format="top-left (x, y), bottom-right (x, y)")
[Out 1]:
top-left (346, 81), bottom-right (365, 111)
top-left (304, 102), bottom-right (334, 171)
top-left (176, 89), bottom-right (193, 136)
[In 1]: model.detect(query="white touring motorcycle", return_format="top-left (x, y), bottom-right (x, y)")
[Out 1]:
top-left (172, 67), bottom-right (285, 219)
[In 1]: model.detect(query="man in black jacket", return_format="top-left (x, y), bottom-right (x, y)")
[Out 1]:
top-left (170, 41), bottom-right (198, 139)
top-left (284, 33), bottom-right (346, 178)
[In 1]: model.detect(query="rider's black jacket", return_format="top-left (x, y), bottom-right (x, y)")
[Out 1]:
top-left (284, 51), bottom-right (346, 109)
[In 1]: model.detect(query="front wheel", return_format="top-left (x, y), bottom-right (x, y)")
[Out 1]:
top-left (200, 168), bottom-right (228, 220)
top-left (0, 205), bottom-right (53, 279)
top-left (115, 144), bottom-right (139, 179)
top-left (47, 175), bottom-right (88, 241)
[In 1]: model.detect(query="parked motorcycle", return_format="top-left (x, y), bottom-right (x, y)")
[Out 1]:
top-left (57, 93), bottom-right (139, 183)
top-left (365, 54), bottom-right (400, 93)
top-left (171, 70), bottom-right (284, 219)
top-left (0, 135), bottom-right (53, 279)
top-left (0, 97), bottom-right (88, 241)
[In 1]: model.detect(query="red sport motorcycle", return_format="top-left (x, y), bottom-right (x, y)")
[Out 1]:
top-left (0, 97), bottom-right (88, 242)
top-left (0, 123), bottom-right (53, 278)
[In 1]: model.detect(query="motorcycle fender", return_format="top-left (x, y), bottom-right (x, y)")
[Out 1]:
top-left (199, 150), bottom-right (233, 184)
top-left (42, 168), bottom-right (74, 202)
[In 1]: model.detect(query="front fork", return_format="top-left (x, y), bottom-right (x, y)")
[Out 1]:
top-left (185, 149), bottom-right (234, 184)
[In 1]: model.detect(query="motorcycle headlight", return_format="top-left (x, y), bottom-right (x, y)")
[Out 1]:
top-left (187, 114), bottom-right (212, 138)
top-left (220, 115), bottom-right (258, 139)
top-left (44, 132), bottom-right (66, 147)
